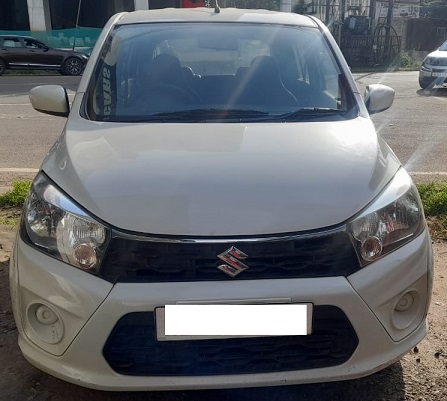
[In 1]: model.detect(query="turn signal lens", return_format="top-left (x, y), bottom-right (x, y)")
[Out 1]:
top-left (73, 243), bottom-right (98, 269)
top-left (348, 169), bottom-right (424, 266)
top-left (360, 236), bottom-right (383, 261)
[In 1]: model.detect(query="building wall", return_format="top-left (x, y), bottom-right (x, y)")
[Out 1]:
top-left (0, 0), bottom-right (30, 30)
top-left (24, 0), bottom-right (198, 31)
top-left (26, 0), bottom-right (140, 31)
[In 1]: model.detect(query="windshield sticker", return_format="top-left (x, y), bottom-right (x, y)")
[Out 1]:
top-left (102, 66), bottom-right (112, 115)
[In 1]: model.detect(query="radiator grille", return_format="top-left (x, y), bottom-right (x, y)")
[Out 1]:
top-left (103, 306), bottom-right (358, 376)
top-left (99, 231), bottom-right (359, 283)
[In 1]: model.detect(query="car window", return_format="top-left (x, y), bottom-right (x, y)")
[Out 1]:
top-left (86, 22), bottom-right (357, 122)
top-left (2, 38), bottom-right (21, 48)
top-left (24, 39), bottom-right (47, 49)
top-left (24, 39), bottom-right (39, 48)
top-left (439, 40), bottom-right (447, 51)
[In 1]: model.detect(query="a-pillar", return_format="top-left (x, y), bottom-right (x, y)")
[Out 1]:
top-left (135, 0), bottom-right (149, 10)
top-left (27, 0), bottom-right (51, 31)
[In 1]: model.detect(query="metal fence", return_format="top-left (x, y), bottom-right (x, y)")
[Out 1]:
top-left (340, 33), bottom-right (402, 66)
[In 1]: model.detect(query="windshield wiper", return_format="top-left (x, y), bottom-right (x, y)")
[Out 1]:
top-left (278, 107), bottom-right (343, 121)
top-left (112, 108), bottom-right (345, 123)
top-left (151, 108), bottom-right (271, 122)
top-left (111, 109), bottom-right (271, 123)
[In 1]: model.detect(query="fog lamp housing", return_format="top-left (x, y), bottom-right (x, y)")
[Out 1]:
top-left (27, 303), bottom-right (64, 344)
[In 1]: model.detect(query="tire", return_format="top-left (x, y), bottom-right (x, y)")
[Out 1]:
top-left (63, 57), bottom-right (84, 76)
top-left (0, 59), bottom-right (5, 76)
top-left (419, 77), bottom-right (436, 90)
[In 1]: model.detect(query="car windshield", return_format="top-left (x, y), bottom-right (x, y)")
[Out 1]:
top-left (440, 40), bottom-right (447, 51)
top-left (85, 22), bottom-right (357, 122)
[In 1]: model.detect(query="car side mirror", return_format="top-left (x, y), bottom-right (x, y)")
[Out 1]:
top-left (364, 84), bottom-right (395, 115)
top-left (29, 85), bottom-right (70, 117)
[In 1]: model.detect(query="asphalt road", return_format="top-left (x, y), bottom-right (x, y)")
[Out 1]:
top-left (0, 71), bottom-right (447, 192)
top-left (354, 71), bottom-right (447, 183)
top-left (0, 74), bottom-right (80, 96)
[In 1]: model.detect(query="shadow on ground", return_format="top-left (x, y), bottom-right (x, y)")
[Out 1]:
top-left (417, 86), bottom-right (447, 97)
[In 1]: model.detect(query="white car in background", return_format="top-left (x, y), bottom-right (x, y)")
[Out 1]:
top-left (419, 39), bottom-right (447, 89)
top-left (10, 6), bottom-right (433, 391)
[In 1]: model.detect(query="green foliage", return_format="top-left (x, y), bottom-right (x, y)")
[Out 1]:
top-left (389, 52), bottom-right (419, 71)
top-left (417, 182), bottom-right (447, 216)
top-left (0, 180), bottom-right (31, 207)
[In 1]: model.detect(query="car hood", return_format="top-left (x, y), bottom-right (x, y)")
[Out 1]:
top-left (42, 116), bottom-right (400, 236)
top-left (426, 49), bottom-right (447, 59)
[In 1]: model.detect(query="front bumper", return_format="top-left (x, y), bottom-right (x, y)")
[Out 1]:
top-left (419, 67), bottom-right (447, 82)
top-left (10, 229), bottom-right (433, 391)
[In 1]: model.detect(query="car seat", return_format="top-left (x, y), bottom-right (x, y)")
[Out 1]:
top-left (237, 56), bottom-right (298, 108)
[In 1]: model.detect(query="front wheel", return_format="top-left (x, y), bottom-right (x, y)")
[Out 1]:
top-left (63, 57), bottom-right (84, 76)
top-left (419, 77), bottom-right (436, 90)
top-left (0, 59), bottom-right (6, 76)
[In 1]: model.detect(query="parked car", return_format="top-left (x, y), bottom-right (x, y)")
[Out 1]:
top-left (0, 35), bottom-right (88, 76)
top-left (419, 39), bottom-right (447, 89)
top-left (10, 7), bottom-right (433, 391)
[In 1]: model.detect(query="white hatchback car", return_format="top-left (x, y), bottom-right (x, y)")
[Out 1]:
top-left (10, 7), bottom-right (433, 391)
top-left (419, 38), bottom-right (447, 89)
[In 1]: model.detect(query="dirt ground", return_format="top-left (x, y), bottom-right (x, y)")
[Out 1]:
top-left (0, 207), bottom-right (446, 401)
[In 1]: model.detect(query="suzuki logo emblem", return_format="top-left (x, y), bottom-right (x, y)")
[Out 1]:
top-left (217, 246), bottom-right (249, 277)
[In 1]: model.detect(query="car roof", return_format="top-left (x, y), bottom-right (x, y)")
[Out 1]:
top-left (115, 7), bottom-right (317, 28)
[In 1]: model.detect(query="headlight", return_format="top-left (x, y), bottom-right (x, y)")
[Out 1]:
top-left (422, 57), bottom-right (434, 67)
top-left (22, 173), bottom-right (109, 274)
top-left (348, 169), bottom-right (425, 266)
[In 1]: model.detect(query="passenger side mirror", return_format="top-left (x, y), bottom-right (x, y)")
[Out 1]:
top-left (364, 84), bottom-right (395, 114)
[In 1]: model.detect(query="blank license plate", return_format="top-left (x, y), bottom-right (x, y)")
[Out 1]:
top-left (156, 304), bottom-right (312, 341)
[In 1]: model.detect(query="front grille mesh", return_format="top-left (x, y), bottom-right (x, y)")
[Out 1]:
top-left (103, 306), bottom-right (359, 376)
top-left (99, 230), bottom-right (359, 283)
top-left (431, 59), bottom-right (447, 67)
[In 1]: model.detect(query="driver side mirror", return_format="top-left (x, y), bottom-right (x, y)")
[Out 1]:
top-left (29, 85), bottom-right (70, 117)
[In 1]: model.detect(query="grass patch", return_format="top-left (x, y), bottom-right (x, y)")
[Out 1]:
top-left (417, 182), bottom-right (447, 240)
top-left (0, 215), bottom-right (20, 226)
top-left (0, 180), bottom-right (31, 207)
top-left (417, 182), bottom-right (447, 216)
